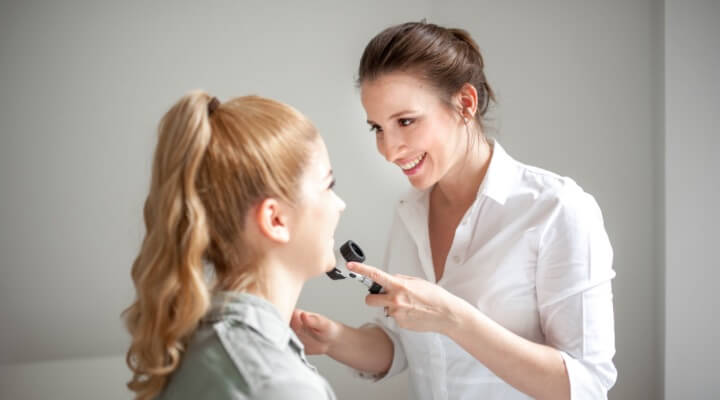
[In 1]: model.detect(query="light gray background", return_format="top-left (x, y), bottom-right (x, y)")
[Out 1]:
top-left (0, 0), bottom-right (717, 399)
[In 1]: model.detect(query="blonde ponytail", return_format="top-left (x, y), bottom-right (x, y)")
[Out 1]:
top-left (124, 91), bottom-right (214, 399)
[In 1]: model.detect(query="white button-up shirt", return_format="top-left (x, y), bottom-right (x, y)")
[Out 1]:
top-left (370, 141), bottom-right (617, 399)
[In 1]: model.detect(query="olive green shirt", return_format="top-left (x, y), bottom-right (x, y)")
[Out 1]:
top-left (158, 292), bottom-right (336, 400)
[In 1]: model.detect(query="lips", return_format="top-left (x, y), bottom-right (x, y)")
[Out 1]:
top-left (398, 152), bottom-right (427, 176)
top-left (398, 152), bottom-right (427, 170)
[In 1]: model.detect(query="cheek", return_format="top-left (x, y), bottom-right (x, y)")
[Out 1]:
top-left (375, 135), bottom-right (385, 156)
top-left (417, 125), bottom-right (442, 156)
top-left (309, 200), bottom-right (334, 229)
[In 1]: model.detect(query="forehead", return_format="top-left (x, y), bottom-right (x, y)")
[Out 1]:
top-left (304, 138), bottom-right (331, 178)
top-left (360, 73), bottom-right (444, 119)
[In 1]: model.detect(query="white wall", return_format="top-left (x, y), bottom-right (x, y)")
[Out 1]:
top-left (665, 0), bottom-right (720, 399)
top-left (1, 0), bottom-right (709, 399)
top-left (0, 356), bottom-right (131, 400)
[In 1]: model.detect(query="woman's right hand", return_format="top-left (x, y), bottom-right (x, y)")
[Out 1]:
top-left (291, 308), bottom-right (395, 375)
top-left (290, 309), bottom-right (342, 355)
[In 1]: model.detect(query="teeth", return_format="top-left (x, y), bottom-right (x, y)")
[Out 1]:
top-left (400, 153), bottom-right (426, 170)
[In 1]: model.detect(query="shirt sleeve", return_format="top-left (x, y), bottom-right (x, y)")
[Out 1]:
top-left (252, 378), bottom-right (332, 400)
top-left (536, 185), bottom-right (618, 399)
top-left (351, 313), bottom-right (409, 382)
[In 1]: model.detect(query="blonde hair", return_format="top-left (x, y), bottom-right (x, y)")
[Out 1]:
top-left (123, 91), bottom-right (318, 399)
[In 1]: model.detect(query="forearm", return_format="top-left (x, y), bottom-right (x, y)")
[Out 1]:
top-left (446, 302), bottom-right (570, 400)
top-left (326, 324), bottom-right (394, 375)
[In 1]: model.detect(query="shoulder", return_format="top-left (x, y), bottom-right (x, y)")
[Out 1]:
top-left (510, 166), bottom-right (611, 255)
top-left (213, 320), bottom-right (282, 383)
top-left (158, 327), bottom-right (249, 399)
top-left (511, 159), bottom-right (603, 220)
top-left (214, 321), bottom-right (329, 396)
top-left (515, 159), bottom-right (578, 199)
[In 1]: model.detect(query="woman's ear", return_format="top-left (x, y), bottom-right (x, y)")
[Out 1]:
top-left (254, 198), bottom-right (291, 244)
top-left (456, 83), bottom-right (479, 119)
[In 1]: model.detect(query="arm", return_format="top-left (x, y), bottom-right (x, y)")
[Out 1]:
top-left (328, 323), bottom-right (394, 375)
top-left (446, 277), bottom-right (615, 400)
top-left (444, 300), bottom-right (570, 400)
top-left (291, 310), bottom-right (395, 375)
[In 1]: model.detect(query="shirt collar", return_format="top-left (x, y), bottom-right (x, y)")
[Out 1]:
top-left (398, 139), bottom-right (517, 207)
top-left (476, 139), bottom-right (516, 205)
top-left (202, 291), bottom-right (303, 352)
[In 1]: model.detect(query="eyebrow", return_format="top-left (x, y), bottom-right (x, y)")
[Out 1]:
top-left (366, 109), bottom-right (417, 125)
top-left (325, 169), bottom-right (334, 179)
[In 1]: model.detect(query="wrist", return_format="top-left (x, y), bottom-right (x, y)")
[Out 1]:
top-left (325, 321), bottom-right (348, 357)
top-left (442, 297), bottom-right (476, 338)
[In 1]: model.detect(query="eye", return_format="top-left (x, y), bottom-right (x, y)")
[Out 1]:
top-left (398, 118), bottom-right (414, 127)
top-left (369, 124), bottom-right (382, 133)
top-left (328, 179), bottom-right (336, 190)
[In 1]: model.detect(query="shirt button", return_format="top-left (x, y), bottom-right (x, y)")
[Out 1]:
top-left (452, 255), bottom-right (460, 263)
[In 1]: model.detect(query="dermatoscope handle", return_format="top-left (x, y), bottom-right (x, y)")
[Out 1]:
top-left (340, 241), bottom-right (384, 294)
top-left (368, 282), bottom-right (383, 294)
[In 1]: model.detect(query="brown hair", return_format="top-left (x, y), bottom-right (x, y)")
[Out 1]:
top-left (358, 21), bottom-right (495, 131)
top-left (123, 91), bottom-right (318, 399)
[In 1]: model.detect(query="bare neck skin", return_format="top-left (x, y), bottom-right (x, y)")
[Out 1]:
top-left (245, 259), bottom-right (305, 325)
top-left (432, 138), bottom-right (493, 208)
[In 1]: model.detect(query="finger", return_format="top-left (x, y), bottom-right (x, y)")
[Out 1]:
top-left (291, 309), bottom-right (305, 321)
top-left (365, 293), bottom-right (392, 308)
top-left (301, 311), bottom-right (326, 333)
top-left (290, 310), bottom-right (303, 331)
top-left (347, 262), bottom-right (398, 290)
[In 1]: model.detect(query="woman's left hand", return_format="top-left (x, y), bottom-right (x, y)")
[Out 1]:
top-left (347, 262), bottom-right (472, 334)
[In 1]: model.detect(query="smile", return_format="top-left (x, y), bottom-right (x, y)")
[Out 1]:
top-left (399, 152), bottom-right (427, 171)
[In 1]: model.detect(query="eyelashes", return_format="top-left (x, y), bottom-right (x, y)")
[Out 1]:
top-left (368, 118), bottom-right (415, 133)
top-left (398, 118), bottom-right (414, 127)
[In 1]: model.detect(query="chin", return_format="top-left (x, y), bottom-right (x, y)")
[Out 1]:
top-left (321, 254), bottom-right (336, 273)
top-left (409, 176), bottom-right (434, 190)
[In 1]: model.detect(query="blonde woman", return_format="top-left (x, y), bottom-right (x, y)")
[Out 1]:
top-left (124, 92), bottom-right (343, 400)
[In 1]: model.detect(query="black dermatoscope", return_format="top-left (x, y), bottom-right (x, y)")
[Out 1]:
top-left (326, 240), bottom-right (384, 294)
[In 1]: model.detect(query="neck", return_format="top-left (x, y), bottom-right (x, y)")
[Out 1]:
top-left (433, 138), bottom-right (493, 207)
top-left (246, 259), bottom-right (305, 325)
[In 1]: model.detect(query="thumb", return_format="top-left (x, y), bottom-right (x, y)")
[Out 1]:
top-left (290, 309), bottom-right (305, 331)
top-left (301, 311), bottom-right (329, 332)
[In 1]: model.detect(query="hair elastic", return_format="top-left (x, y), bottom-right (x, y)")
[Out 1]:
top-left (207, 97), bottom-right (220, 116)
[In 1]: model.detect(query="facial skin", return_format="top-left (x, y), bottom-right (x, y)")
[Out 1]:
top-left (252, 137), bottom-right (345, 280)
top-left (248, 137), bottom-right (345, 323)
top-left (288, 138), bottom-right (346, 278)
top-left (361, 72), bottom-right (473, 191)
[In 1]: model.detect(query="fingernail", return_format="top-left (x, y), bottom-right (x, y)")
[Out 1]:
top-left (347, 262), bottom-right (355, 270)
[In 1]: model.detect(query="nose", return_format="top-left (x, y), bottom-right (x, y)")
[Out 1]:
top-left (378, 131), bottom-right (404, 163)
top-left (335, 192), bottom-right (346, 213)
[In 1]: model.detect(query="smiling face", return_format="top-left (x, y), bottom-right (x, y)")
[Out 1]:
top-left (361, 72), bottom-right (468, 190)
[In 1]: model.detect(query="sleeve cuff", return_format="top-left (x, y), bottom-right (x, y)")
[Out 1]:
top-left (559, 351), bottom-right (616, 400)
top-left (350, 319), bottom-right (407, 383)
